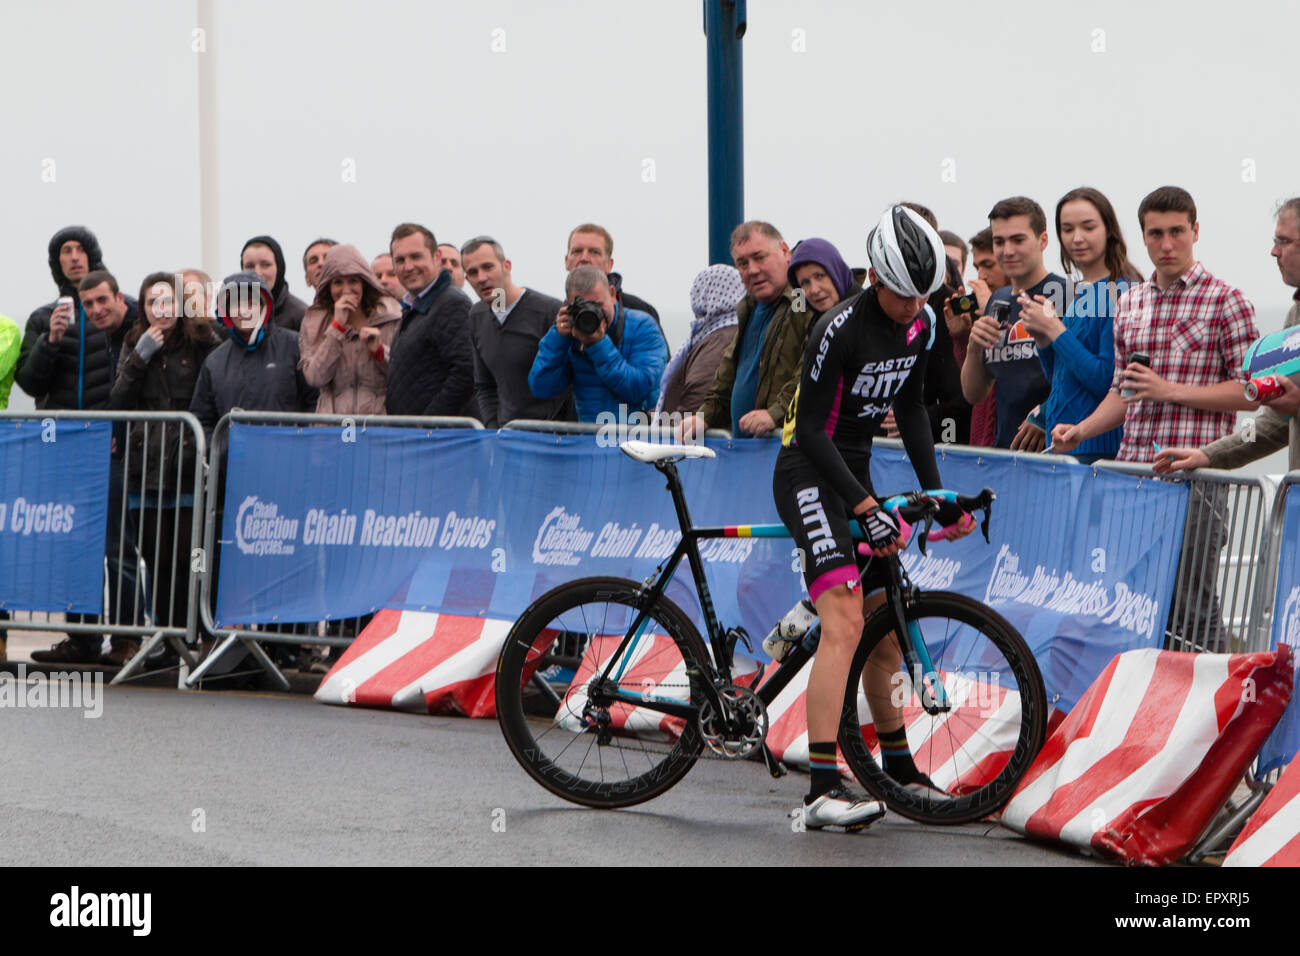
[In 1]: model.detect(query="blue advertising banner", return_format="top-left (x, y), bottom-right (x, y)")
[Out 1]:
top-left (1258, 486), bottom-right (1300, 774)
top-left (217, 427), bottom-right (1190, 714)
top-left (0, 420), bottom-right (111, 613)
top-left (869, 448), bottom-right (1188, 712)
top-left (215, 424), bottom-right (495, 626)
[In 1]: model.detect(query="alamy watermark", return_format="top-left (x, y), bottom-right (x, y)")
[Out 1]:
top-left (0, 664), bottom-right (103, 718)
top-left (595, 405), bottom-right (702, 448)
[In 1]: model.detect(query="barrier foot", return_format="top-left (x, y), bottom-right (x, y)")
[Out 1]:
top-left (111, 629), bottom-right (167, 685)
top-left (185, 634), bottom-right (241, 687)
top-left (242, 638), bottom-right (291, 692)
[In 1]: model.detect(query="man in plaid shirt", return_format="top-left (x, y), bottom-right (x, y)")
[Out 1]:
top-left (1053, 186), bottom-right (1259, 652)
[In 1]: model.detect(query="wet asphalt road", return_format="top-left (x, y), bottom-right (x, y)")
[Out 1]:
top-left (0, 679), bottom-right (1103, 867)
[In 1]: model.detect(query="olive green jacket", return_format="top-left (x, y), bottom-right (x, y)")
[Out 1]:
top-left (697, 285), bottom-right (812, 430)
top-left (1203, 299), bottom-right (1300, 472)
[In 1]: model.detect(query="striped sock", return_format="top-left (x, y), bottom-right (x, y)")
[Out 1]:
top-left (878, 725), bottom-right (918, 782)
top-left (807, 740), bottom-right (840, 800)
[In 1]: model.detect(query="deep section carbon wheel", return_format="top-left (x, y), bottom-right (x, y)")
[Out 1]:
top-left (837, 591), bottom-right (1047, 824)
top-left (495, 577), bottom-right (710, 808)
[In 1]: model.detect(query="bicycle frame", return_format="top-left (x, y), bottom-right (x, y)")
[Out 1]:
top-left (582, 457), bottom-right (940, 740)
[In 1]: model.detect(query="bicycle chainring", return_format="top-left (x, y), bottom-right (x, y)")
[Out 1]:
top-left (698, 684), bottom-right (768, 759)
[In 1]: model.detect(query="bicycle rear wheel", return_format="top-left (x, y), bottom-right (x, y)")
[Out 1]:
top-left (495, 577), bottom-right (709, 809)
top-left (838, 591), bottom-right (1046, 824)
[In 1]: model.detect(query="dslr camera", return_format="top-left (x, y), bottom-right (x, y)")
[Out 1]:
top-left (568, 297), bottom-right (606, 337)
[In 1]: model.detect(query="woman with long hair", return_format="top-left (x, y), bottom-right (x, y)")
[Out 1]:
top-left (109, 271), bottom-right (221, 663)
top-left (1019, 186), bottom-right (1142, 463)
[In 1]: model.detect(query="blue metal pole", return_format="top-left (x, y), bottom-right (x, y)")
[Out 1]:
top-left (704, 0), bottom-right (746, 266)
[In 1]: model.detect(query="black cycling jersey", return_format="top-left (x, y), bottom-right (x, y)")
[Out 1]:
top-left (778, 286), bottom-right (943, 508)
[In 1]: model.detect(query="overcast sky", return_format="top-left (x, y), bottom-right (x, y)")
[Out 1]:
top-left (3, 0), bottom-right (1297, 473)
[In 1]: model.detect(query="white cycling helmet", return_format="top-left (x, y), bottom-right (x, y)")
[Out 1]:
top-left (866, 205), bottom-right (947, 299)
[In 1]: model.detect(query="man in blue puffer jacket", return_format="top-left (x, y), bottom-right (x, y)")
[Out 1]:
top-left (528, 265), bottom-right (667, 423)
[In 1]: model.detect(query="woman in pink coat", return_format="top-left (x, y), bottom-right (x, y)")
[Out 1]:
top-left (299, 244), bottom-right (402, 415)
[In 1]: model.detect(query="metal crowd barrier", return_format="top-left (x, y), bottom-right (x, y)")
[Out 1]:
top-left (1094, 461), bottom-right (1275, 654)
top-left (188, 411), bottom-right (484, 690)
top-left (0, 410), bottom-right (206, 686)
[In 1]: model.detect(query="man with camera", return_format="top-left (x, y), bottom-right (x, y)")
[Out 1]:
top-left (527, 265), bottom-right (667, 423)
top-left (959, 197), bottom-right (1066, 450)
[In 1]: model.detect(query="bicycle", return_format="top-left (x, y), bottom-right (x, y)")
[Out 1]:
top-left (495, 440), bottom-right (1047, 824)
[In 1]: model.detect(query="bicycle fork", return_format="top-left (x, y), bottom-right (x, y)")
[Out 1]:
top-left (883, 565), bottom-right (951, 715)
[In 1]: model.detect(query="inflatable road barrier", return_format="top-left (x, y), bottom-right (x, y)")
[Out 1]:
top-left (1001, 645), bottom-right (1293, 865)
top-left (1223, 751), bottom-right (1300, 866)
top-left (315, 609), bottom-right (512, 717)
top-left (757, 659), bottom-right (1064, 791)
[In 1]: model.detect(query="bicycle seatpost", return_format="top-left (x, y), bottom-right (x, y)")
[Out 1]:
top-left (655, 459), bottom-right (696, 537)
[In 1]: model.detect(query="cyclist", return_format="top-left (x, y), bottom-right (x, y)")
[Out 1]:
top-left (773, 205), bottom-right (977, 829)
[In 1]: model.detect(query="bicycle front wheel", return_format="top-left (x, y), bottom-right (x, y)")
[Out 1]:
top-left (838, 591), bottom-right (1047, 824)
top-left (495, 577), bottom-right (709, 809)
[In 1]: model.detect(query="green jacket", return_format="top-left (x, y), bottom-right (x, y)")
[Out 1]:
top-left (0, 313), bottom-right (20, 409)
top-left (697, 285), bottom-right (812, 430)
top-left (1203, 299), bottom-right (1300, 472)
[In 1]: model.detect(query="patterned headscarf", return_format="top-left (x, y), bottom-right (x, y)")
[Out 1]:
top-left (656, 264), bottom-right (746, 415)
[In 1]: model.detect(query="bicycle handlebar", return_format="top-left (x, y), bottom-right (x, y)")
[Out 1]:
top-left (855, 487), bottom-right (996, 557)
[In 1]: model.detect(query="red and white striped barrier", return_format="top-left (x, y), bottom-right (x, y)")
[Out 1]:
top-left (760, 660), bottom-right (1029, 790)
top-left (1001, 646), bottom-right (1294, 866)
top-left (315, 609), bottom-right (513, 717)
top-left (1224, 752), bottom-right (1300, 867)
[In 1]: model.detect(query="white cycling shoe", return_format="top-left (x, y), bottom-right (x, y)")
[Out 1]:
top-left (800, 787), bottom-right (887, 831)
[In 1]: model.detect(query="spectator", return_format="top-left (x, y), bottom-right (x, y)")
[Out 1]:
top-left (900, 207), bottom-right (973, 445)
top-left (461, 236), bottom-right (572, 428)
top-left (953, 228), bottom-right (1009, 446)
top-left (0, 312), bottom-right (13, 661)
top-left (438, 243), bottom-right (466, 289)
top-left (298, 244), bottom-right (402, 416)
top-left (1018, 187), bottom-right (1142, 463)
top-left (0, 312), bottom-right (18, 409)
top-left (181, 268), bottom-right (216, 322)
top-left (940, 230), bottom-right (968, 275)
top-left (564, 223), bottom-right (662, 328)
top-left (788, 238), bottom-right (860, 319)
top-left (923, 254), bottom-right (973, 444)
top-left (1053, 186), bottom-right (1260, 652)
top-left (1155, 197), bottom-right (1300, 475)
top-left (371, 253), bottom-right (405, 300)
top-left (385, 222), bottom-right (474, 416)
top-left (109, 272), bottom-right (221, 663)
top-left (27, 269), bottom-right (140, 665)
top-left (303, 238), bottom-right (339, 292)
top-left (15, 227), bottom-right (126, 407)
top-left (240, 235), bottom-right (308, 333)
top-left (684, 221), bottom-right (809, 439)
top-left (190, 271), bottom-right (318, 443)
top-left (656, 264), bottom-right (744, 418)
top-left (960, 196), bottom-right (1067, 450)
top-left (528, 265), bottom-right (666, 422)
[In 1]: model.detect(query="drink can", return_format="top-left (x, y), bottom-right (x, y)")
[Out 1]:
top-left (56, 295), bottom-right (75, 323)
top-left (1245, 375), bottom-right (1285, 403)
